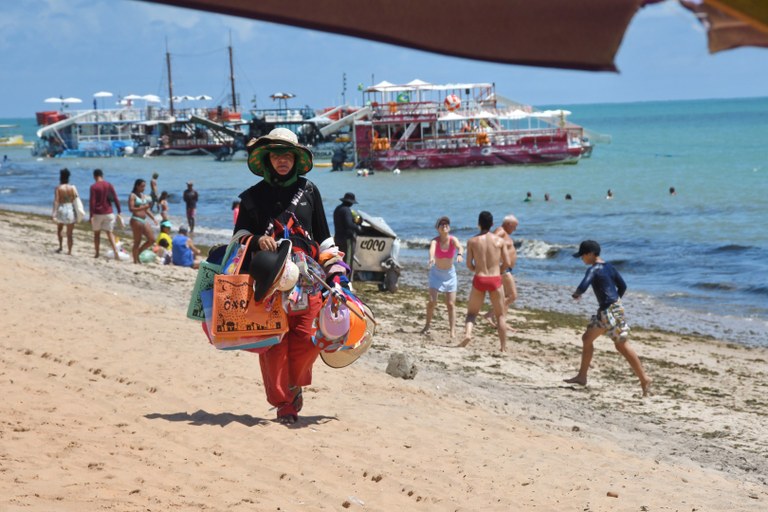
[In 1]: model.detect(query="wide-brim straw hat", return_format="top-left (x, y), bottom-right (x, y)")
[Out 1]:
top-left (246, 127), bottom-right (313, 177)
top-left (320, 301), bottom-right (375, 369)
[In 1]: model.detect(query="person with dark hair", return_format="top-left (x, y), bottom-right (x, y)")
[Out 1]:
top-left (52, 168), bottom-right (79, 254)
top-left (128, 178), bottom-right (157, 264)
top-left (171, 226), bottom-right (200, 269)
top-left (422, 216), bottom-right (464, 338)
top-left (565, 240), bottom-right (652, 396)
top-left (331, 146), bottom-right (347, 172)
top-left (235, 127), bottom-right (331, 425)
top-left (158, 191), bottom-right (169, 221)
top-left (183, 182), bottom-right (199, 233)
top-left (89, 168), bottom-right (122, 259)
top-left (458, 211), bottom-right (512, 352)
top-left (333, 192), bottom-right (362, 267)
top-left (150, 172), bottom-right (160, 212)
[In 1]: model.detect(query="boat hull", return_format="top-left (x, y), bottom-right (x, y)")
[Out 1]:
top-left (0, 135), bottom-right (26, 147)
top-left (360, 132), bottom-right (583, 170)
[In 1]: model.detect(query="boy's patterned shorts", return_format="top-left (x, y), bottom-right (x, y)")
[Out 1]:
top-left (588, 300), bottom-right (630, 343)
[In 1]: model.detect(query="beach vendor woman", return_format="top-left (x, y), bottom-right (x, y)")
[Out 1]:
top-left (235, 127), bottom-right (331, 424)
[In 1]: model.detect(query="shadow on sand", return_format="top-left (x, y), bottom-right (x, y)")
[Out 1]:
top-left (145, 409), bottom-right (338, 429)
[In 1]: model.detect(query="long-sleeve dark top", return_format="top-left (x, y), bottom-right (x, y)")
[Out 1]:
top-left (234, 177), bottom-right (330, 245)
top-left (333, 203), bottom-right (361, 246)
top-left (573, 261), bottom-right (627, 310)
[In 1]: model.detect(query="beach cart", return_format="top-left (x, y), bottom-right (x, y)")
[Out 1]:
top-left (351, 210), bottom-right (401, 292)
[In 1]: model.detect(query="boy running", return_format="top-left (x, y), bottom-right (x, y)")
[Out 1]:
top-left (565, 240), bottom-right (652, 396)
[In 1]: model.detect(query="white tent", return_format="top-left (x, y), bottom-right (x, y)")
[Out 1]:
top-left (438, 111), bottom-right (468, 121)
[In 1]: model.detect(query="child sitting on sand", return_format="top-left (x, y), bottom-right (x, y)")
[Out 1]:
top-left (155, 238), bottom-right (172, 265)
top-left (565, 240), bottom-right (652, 397)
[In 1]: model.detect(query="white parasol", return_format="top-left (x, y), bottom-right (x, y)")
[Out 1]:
top-left (438, 111), bottom-right (468, 122)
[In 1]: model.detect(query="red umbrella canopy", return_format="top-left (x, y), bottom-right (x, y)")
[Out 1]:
top-left (137, 0), bottom-right (768, 71)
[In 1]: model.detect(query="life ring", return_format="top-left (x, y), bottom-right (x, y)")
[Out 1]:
top-left (476, 133), bottom-right (489, 145)
top-left (481, 147), bottom-right (492, 156)
top-left (444, 94), bottom-right (461, 112)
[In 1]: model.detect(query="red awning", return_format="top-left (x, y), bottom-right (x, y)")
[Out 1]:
top-left (138, 0), bottom-right (768, 71)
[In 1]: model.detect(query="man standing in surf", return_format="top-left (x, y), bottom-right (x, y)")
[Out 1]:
top-left (458, 211), bottom-right (512, 352)
top-left (484, 214), bottom-right (519, 327)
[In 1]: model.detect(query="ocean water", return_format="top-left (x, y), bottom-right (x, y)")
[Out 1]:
top-left (2, 97), bottom-right (767, 345)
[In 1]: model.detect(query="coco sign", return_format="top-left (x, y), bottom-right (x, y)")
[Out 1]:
top-left (359, 238), bottom-right (387, 252)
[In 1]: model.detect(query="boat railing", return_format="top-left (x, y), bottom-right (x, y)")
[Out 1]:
top-left (77, 133), bottom-right (136, 143)
top-left (61, 108), bottom-right (148, 123)
top-left (171, 137), bottom-right (216, 147)
top-left (369, 101), bottom-right (439, 121)
top-left (373, 127), bottom-right (566, 152)
top-left (367, 98), bottom-right (498, 121)
top-left (251, 108), bottom-right (310, 123)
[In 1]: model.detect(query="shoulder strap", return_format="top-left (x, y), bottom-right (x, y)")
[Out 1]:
top-left (263, 182), bottom-right (309, 237)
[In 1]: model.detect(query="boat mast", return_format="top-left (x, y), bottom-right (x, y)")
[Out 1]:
top-left (229, 31), bottom-right (237, 113)
top-left (166, 38), bottom-right (175, 116)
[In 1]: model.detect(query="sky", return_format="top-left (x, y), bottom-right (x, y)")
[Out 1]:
top-left (0, 0), bottom-right (766, 118)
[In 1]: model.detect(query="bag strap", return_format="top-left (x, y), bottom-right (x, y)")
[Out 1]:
top-left (215, 229), bottom-right (251, 269)
top-left (232, 235), bottom-right (254, 274)
top-left (263, 183), bottom-right (308, 238)
top-left (230, 228), bottom-right (252, 244)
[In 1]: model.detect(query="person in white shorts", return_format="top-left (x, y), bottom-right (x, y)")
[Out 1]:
top-left (89, 169), bottom-right (122, 260)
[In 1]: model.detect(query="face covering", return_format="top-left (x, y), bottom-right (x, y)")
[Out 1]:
top-left (262, 154), bottom-right (299, 188)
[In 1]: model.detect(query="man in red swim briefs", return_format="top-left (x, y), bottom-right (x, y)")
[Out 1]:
top-left (458, 211), bottom-right (512, 352)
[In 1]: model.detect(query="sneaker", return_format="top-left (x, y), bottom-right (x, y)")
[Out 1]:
top-left (277, 414), bottom-right (297, 425)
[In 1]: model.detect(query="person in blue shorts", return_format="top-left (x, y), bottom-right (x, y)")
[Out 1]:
top-left (421, 216), bottom-right (464, 338)
top-left (564, 240), bottom-right (652, 397)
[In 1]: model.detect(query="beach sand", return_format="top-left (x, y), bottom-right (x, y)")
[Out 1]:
top-left (1, 209), bottom-right (767, 511)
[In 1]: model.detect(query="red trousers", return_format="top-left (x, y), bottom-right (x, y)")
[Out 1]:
top-left (258, 292), bottom-right (322, 413)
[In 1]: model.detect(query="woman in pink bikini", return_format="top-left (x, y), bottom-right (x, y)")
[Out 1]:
top-left (422, 216), bottom-right (464, 338)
